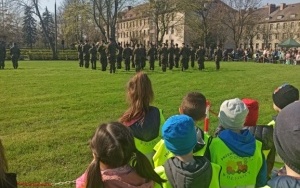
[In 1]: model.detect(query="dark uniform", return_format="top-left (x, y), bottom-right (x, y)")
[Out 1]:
top-left (89, 44), bottom-right (97, 70)
top-left (131, 46), bottom-right (135, 68)
top-left (77, 40), bottom-right (84, 67)
top-left (123, 44), bottom-right (132, 71)
top-left (214, 46), bottom-right (223, 70)
top-left (157, 45), bottom-right (162, 67)
top-left (180, 44), bottom-right (189, 71)
top-left (186, 45), bottom-right (191, 69)
top-left (174, 44), bottom-right (180, 68)
top-left (83, 40), bottom-right (91, 68)
top-left (10, 43), bottom-right (20, 69)
top-left (190, 46), bottom-right (196, 68)
top-left (98, 42), bottom-right (107, 71)
top-left (161, 44), bottom-right (168, 72)
top-left (168, 45), bottom-right (175, 70)
top-left (147, 44), bottom-right (156, 71)
top-left (140, 44), bottom-right (147, 69)
top-left (0, 42), bottom-right (6, 69)
top-left (196, 46), bottom-right (206, 70)
top-left (133, 44), bottom-right (142, 72)
top-left (117, 43), bottom-right (123, 69)
top-left (107, 38), bottom-right (118, 73)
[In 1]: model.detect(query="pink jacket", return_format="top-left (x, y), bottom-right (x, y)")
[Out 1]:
top-left (76, 165), bottom-right (154, 188)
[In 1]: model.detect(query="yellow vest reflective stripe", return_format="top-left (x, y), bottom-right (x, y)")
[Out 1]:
top-left (134, 109), bottom-right (165, 161)
top-left (209, 138), bottom-right (263, 188)
top-left (153, 133), bottom-right (210, 168)
top-left (154, 162), bottom-right (221, 188)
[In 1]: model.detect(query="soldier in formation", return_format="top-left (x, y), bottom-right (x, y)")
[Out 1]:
top-left (190, 45), bottom-right (196, 68)
top-left (161, 43), bottom-right (168, 72)
top-left (117, 43), bottom-right (123, 69)
top-left (89, 43), bottom-right (97, 70)
top-left (168, 44), bottom-right (175, 70)
top-left (180, 43), bottom-right (189, 71)
top-left (147, 43), bottom-right (156, 71)
top-left (123, 43), bottom-right (132, 71)
top-left (196, 45), bottom-right (206, 70)
top-left (98, 40), bottom-right (107, 71)
top-left (10, 43), bottom-right (20, 69)
top-left (83, 40), bottom-right (91, 68)
top-left (174, 43), bottom-right (180, 68)
top-left (77, 40), bottom-right (84, 67)
top-left (0, 41), bottom-right (6, 69)
top-left (107, 38), bottom-right (118, 74)
top-left (133, 44), bottom-right (142, 72)
top-left (214, 45), bottom-right (223, 70)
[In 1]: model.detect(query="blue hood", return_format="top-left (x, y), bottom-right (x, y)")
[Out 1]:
top-left (268, 175), bottom-right (300, 188)
top-left (219, 129), bottom-right (256, 157)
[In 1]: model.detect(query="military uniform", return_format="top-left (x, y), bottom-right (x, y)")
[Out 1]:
top-left (123, 45), bottom-right (132, 71)
top-left (131, 46), bottom-right (135, 68)
top-left (168, 45), bottom-right (175, 70)
top-left (180, 44), bottom-right (189, 71)
top-left (157, 45), bottom-right (162, 67)
top-left (89, 44), bottom-right (97, 70)
top-left (161, 44), bottom-right (168, 72)
top-left (98, 43), bottom-right (107, 71)
top-left (147, 45), bottom-right (157, 71)
top-left (196, 46), bottom-right (206, 70)
top-left (214, 47), bottom-right (223, 70)
top-left (10, 43), bottom-right (20, 69)
top-left (140, 45), bottom-right (147, 69)
top-left (133, 45), bottom-right (142, 72)
top-left (190, 47), bottom-right (196, 68)
top-left (117, 43), bottom-right (123, 69)
top-left (77, 41), bottom-right (84, 67)
top-left (107, 39), bottom-right (118, 73)
top-left (174, 44), bottom-right (180, 68)
top-left (0, 42), bottom-right (6, 69)
top-left (83, 41), bottom-right (91, 68)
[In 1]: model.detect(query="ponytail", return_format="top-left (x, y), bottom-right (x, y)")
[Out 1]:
top-left (86, 158), bottom-right (103, 188)
top-left (132, 150), bottom-right (165, 187)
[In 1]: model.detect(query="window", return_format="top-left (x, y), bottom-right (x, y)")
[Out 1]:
top-left (133, 21), bottom-right (135, 27)
top-left (140, 30), bottom-right (142, 37)
top-left (291, 22), bottom-right (294, 28)
top-left (283, 23), bottom-right (287, 29)
top-left (127, 22), bottom-right (128, 28)
top-left (269, 34), bottom-right (272, 40)
top-left (166, 28), bottom-right (169, 35)
top-left (256, 34), bottom-right (260, 40)
top-left (171, 26), bottom-right (174, 34)
top-left (282, 33), bottom-right (287, 39)
top-left (255, 43), bottom-right (259, 49)
top-left (127, 32), bottom-right (128, 37)
top-left (140, 20), bottom-right (142, 26)
top-left (277, 15), bottom-right (283, 19)
top-left (144, 30), bottom-right (146, 36)
top-left (171, 13), bottom-right (174, 21)
top-left (276, 23), bottom-right (279, 29)
top-left (270, 24), bottom-right (273, 30)
top-left (275, 34), bottom-right (278, 39)
top-left (144, 19), bottom-right (146, 25)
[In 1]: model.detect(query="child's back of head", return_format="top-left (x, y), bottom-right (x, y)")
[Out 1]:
top-left (180, 92), bottom-right (206, 122)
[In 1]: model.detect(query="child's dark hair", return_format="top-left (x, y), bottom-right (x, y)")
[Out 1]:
top-left (180, 92), bottom-right (207, 121)
top-left (85, 122), bottom-right (165, 188)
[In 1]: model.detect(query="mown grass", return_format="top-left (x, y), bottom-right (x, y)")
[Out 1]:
top-left (0, 60), bottom-right (299, 187)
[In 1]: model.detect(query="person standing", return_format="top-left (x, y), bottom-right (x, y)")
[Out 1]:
top-left (83, 40), bottom-right (91, 68)
top-left (97, 40), bottom-right (107, 71)
top-left (0, 41), bottom-right (6, 69)
top-left (190, 45), bottom-right (196, 68)
top-left (77, 40), bottom-right (84, 67)
top-left (117, 42), bottom-right (123, 69)
top-left (10, 43), bottom-right (20, 69)
top-left (180, 43), bottom-right (188, 71)
top-left (174, 43), bottom-right (180, 68)
top-left (161, 43), bottom-right (168, 72)
top-left (157, 44), bottom-right (162, 67)
top-left (133, 44), bottom-right (142, 72)
top-left (168, 44), bottom-right (175, 70)
top-left (196, 45), bottom-right (206, 70)
top-left (214, 45), bottom-right (223, 70)
top-left (147, 43), bottom-right (156, 71)
top-left (123, 43), bottom-right (132, 71)
top-left (131, 45), bottom-right (135, 69)
top-left (89, 43), bottom-right (97, 70)
top-left (107, 38), bottom-right (118, 74)
top-left (140, 44), bottom-right (147, 69)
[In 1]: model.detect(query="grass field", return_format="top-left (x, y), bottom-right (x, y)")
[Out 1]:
top-left (0, 60), bottom-right (299, 187)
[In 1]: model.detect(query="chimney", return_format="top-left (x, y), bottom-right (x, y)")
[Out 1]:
top-left (269, 4), bottom-right (276, 14)
top-left (280, 3), bottom-right (286, 10)
top-left (128, 6), bottom-right (132, 11)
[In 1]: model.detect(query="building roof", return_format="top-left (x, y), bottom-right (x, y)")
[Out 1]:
top-left (255, 3), bottom-right (300, 23)
top-left (118, 3), bottom-right (150, 21)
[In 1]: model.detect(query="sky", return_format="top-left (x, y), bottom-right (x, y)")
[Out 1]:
top-left (40, 0), bottom-right (300, 13)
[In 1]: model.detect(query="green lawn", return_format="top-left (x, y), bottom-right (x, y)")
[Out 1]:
top-left (0, 60), bottom-right (299, 187)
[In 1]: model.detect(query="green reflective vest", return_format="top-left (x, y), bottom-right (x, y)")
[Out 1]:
top-left (154, 162), bottom-right (221, 188)
top-left (134, 109), bottom-right (165, 161)
top-left (209, 137), bottom-right (263, 188)
top-left (153, 133), bottom-right (210, 168)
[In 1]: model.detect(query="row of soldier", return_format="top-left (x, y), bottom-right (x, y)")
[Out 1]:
top-left (0, 42), bottom-right (21, 70)
top-left (77, 39), bottom-right (209, 73)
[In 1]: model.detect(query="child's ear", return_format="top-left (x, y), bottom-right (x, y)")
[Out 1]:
top-left (179, 107), bottom-right (183, 114)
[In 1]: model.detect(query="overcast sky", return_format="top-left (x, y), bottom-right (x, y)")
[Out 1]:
top-left (40, 0), bottom-right (300, 13)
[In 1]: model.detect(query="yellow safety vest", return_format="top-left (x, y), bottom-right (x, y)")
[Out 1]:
top-left (154, 162), bottom-right (221, 188)
top-left (209, 137), bottom-right (263, 188)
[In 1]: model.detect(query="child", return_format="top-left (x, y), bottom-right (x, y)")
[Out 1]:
top-left (119, 72), bottom-right (165, 161)
top-left (76, 122), bottom-right (165, 188)
top-left (152, 92), bottom-right (208, 168)
top-left (154, 115), bottom-right (221, 188)
top-left (267, 101), bottom-right (300, 187)
top-left (0, 139), bottom-right (17, 188)
top-left (209, 98), bottom-right (267, 187)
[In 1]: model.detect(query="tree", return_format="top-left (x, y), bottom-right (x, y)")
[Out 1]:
top-left (22, 5), bottom-right (38, 48)
top-left (40, 7), bottom-right (55, 48)
top-left (216, 0), bottom-right (262, 48)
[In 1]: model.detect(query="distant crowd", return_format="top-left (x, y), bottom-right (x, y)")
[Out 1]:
top-left (1, 71), bottom-right (299, 188)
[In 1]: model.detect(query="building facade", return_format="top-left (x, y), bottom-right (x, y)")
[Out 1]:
top-left (252, 3), bottom-right (300, 50)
